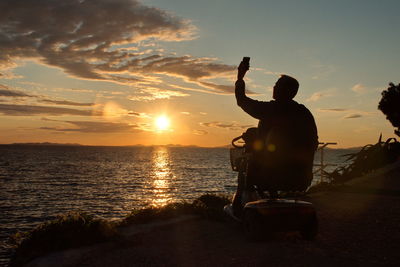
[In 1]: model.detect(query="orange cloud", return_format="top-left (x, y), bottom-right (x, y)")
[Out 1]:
top-left (39, 119), bottom-right (141, 133)
top-left (0, 103), bottom-right (97, 116)
top-left (192, 129), bottom-right (208, 135)
top-left (351, 83), bottom-right (366, 93)
top-left (200, 121), bottom-right (253, 131)
top-left (306, 91), bottom-right (333, 102)
top-left (0, 0), bottom-right (236, 97)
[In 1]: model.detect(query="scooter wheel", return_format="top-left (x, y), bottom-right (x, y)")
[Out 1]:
top-left (243, 209), bottom-right (264, 241)
top-left (300, 214), bottom-right (318, 240)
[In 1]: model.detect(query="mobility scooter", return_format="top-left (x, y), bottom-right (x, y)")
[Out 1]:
top-left (224, 127), bottom-right (318, 240)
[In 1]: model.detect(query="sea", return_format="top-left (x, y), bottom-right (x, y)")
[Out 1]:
top-left (0, 144), bottom-right (359, 265)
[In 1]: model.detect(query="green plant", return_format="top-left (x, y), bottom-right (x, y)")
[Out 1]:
top-left (121, 202), bottom-right (194, 225)
top-left (9, 212), bottom-right (117, 267)
top-left (378, 82), bottom-right (400, 137)
top-left (325, 135), bottom-right (400, 184)
top-left (192, 194), bottom-right (231, 220)
top-left (121, 194), bottom-right (231, 225)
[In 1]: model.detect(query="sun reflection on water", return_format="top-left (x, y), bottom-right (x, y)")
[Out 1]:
top-left (151, 146), bottom-right (173, 207)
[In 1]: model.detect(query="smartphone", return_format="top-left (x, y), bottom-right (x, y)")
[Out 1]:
top-left (242, 57), bottom-right (250, 64)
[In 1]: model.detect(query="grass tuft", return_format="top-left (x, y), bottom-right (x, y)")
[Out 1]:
top-left (310, 136), bottom-right (400, 192)
top-left (326, 136), bottom-right (400, 184)
top-left (121, 194), bottom-right (231, 225)
top-left (121, 202), bottom-right (194, 225)
top-left (192, 194), bottom-right (231, 220)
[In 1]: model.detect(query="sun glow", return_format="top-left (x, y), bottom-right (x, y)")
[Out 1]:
top-left (155, 115), bottom-right (170, 131)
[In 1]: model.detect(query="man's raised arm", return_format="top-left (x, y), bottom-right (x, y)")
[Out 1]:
top-left (235, 59), bottom-right (265, 119)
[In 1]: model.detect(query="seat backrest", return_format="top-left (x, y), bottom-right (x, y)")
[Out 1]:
top-left (248, 126), bottom-right (315, 192)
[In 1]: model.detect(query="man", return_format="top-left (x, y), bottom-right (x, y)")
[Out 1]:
top-left (235, 59), bottom-right (318, 198)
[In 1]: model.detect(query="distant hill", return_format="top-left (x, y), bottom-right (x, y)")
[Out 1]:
top-left (2, 142), bottom-right (83, 146)
top-left (1, 143), bottom-right (206, 148)
top-left (0, 143), bottom-right (362, 150)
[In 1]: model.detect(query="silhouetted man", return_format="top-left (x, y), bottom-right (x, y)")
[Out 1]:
top-left (234, 59), bottom-right (318, 200)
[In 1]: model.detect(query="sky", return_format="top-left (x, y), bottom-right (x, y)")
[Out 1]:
top-left (1, 0), bottom-right (399, 147)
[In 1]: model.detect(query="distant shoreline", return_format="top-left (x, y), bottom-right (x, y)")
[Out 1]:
top-left (0, 143), bottom-right (210, 148)
top-left (0, 142), bottom-right (362, 150)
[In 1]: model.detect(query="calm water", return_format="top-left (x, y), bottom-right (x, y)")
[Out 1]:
top-left (0, 145), bottom-right (358, 265)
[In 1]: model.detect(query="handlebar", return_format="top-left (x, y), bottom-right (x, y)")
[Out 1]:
top-left (231, 135), bottom-right (244, 148)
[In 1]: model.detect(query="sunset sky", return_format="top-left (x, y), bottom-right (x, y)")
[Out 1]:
top-left (1, 0), bottom-right (399, 147)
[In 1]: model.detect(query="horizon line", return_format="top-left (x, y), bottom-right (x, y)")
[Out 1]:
top-left (0, 142), bottom-right (362, 149)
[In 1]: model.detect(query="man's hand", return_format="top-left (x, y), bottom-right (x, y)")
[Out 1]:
top-left (237, 60), bottom-right (249, 80)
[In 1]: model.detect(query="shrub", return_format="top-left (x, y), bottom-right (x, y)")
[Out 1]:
top-left (9, 212), bottom-right (117, 266)
top-left (192, 194), bottom-right (231, 220)
top-left (378, 82), bottom-right (400, 137)
top-left (121, 202), bottom-right (194, 225)
top-left (325, 135), bottom-right (400, 184)
top-left (121, 194), bottom-right (231, 225)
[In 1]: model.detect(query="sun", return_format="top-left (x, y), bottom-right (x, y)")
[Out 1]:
top-left (155, 115), bottom-right (170, 131)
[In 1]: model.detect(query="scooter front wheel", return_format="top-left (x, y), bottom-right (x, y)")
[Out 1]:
top-left (243, 208), bottom-right (265, 241)
top-left (300, 214), bottom-right (318, 240)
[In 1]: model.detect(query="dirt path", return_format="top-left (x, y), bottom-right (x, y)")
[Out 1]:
top-left (26, 171), bottom-right (400, 267)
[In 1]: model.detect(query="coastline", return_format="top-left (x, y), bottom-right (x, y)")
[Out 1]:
top-left (11, 165), bottom-right (400, 267)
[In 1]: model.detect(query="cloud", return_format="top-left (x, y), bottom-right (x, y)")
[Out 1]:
top-left (129, 87), bottom-right (189, 101)
top-left (0, 103), bottom-right (96, 116)
top-left (51, 87), bottom-right (94, 93)
top-left (192, 129), bottom-right (208, 135)
top-left (318, 108), bottom-right (371, 119)
top-left (128, 111), bottom-right (150, 118)
top-left (0, 84), bottom-right (34, 97)
top-left (0, 0), bottom-right (236, 95)
top-left (263, 70), bottom-right (283, 76)
top-left (140, 56), bottom-right (234, 80)
top-left (0, 70), bottom-right (23, 79)
top-left (0, 0), bottom-right (194, 61)
top-left (1, 83), bottom-right (96, 107)
top-left (351, 83), bottom-right (366, 93)
top-left (38, 99), bottom-right (94, 107)
top-left (138, 57), bottom-right (235, 93)
top-left (198, 81), bottom-right (234, 94)
top-left (306, 92), bottom-right (332, 102)
top-left (200, 121), bottom-right (252, 131)
top-left (318, 108), bottom-right (348, 112)
top-left (0, 89), bottom-right (32, 97)
top-left (343, 113), bottom-right (363, 119)
top-left (40, 119), bottom-right (140, 133)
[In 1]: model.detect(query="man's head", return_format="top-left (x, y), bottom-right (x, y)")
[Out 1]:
top-left (272, 75), bottom-right (299, 101)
